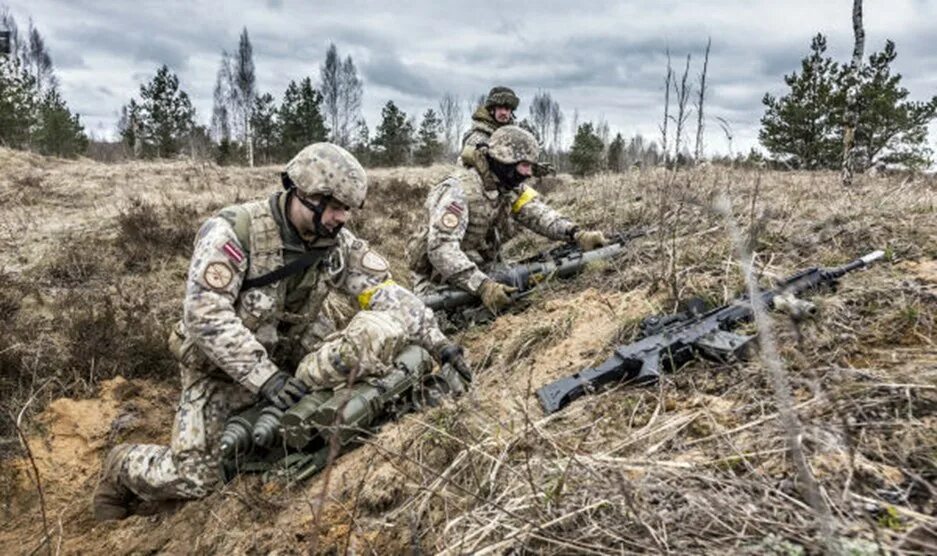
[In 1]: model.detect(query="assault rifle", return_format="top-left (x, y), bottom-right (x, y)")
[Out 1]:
top-left (219, 345), bottom-right (466, 482)
top-left (421, 227), bottom-right (653, 314)
top-left (536, 250), bottom-right (885, 414)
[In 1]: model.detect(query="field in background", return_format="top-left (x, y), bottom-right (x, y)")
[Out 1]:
top-left (0, 148), bottom-right (935, 553)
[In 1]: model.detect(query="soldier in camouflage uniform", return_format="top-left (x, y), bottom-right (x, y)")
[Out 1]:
top-left (459, 86), bottom-right (519, 166)
top-left (407, 125), bottom-right (608, 314)
top-left (92, 143), bottom-right (469, 521)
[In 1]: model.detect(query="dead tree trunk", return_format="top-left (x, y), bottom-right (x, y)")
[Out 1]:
top-left (659, 48), bottom-right (672, 167)
top-left (694, 38), bottom-right (711, 163)
top-left (842, 0), bottom-right (864, 185)
top-left (672, 54), bottom-right (692, 167)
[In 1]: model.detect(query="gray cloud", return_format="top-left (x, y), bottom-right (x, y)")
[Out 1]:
top-left (4, 0), bottom-right (934, 156)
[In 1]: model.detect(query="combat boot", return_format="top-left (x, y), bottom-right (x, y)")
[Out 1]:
top-left (91, 444), bottom-right (137, 521)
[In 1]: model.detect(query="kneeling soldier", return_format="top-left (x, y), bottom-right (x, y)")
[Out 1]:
top-left (407, 125), bottom-right (608, 314)
top-left (92, 143), bottom-right (468, 520)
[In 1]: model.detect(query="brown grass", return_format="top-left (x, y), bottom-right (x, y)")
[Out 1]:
top-left (0, 148), bottom-right (935, 554)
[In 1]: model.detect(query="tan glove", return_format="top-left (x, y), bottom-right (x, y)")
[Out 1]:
top-left (478, 279), bottom-right (518, 314)
top-left (574, 230), bottom-right (609, 251)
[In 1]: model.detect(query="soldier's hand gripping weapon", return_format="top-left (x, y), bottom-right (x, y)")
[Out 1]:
top-left (219, 345), bottom-right (467, 482)
top-left (421, 227), bottom-right (653, 314)
top-left (536, 250), bottom-right (885, 414)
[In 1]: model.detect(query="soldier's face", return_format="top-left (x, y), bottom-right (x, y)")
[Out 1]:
top-left (516, 161), bottom-right (533, 177)
top-left (290, 193), bottom-right (350, 240)
top-left (493, 106), bottom-right (512, 123)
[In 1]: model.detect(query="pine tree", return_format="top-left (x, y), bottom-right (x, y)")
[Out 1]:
top-left (0, 56), bottom-right (39, 148)
top-left (372, 101), bottom-right (413, 166)
top-left (850, 41), bottom-right (937, 170)
top-left (569, 122), bottom-right (604, 176)
top-left (760, 34), bottom-right (936, 170)
top-left (414, 108), bottom-right (443, 166)
top-left (136, 65), bottom-right (195, 157)
top-left (760, 34), bottom-right (839, 169)
top-left (278, 77), bottom-right (328, 157)
top-left (34, 88), bottom-right (87, 157)
top-left (250, 92), bottom-right (279, 164)
top-left (351, 118), bottom-right (372, 166)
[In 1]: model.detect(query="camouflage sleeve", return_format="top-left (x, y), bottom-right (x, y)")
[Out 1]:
top-left (331, 230), bottom-right (449, 354)
top-left (510, 184), bottom-right (578, 241)
top-left (459, 129), bottom-right (490, 166)
top-left (426, 181), bottom-right (489, 294)
top-left (182, 217), bottom-right (279, 393)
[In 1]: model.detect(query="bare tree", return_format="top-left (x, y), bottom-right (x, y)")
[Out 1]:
top-left (320, 43), bottom-right (341, 143)
top-left (716, 116), bottom-right (734, 161)
top-left (842, 0), bottom-right (865, 186)
top-left (233, 28), bottom-right (256, 166)
top-left (210, 51), bottom-right (234, 145)
top-left (671, 54), bottom-right (693, 165)
top-left (550, 101), bottom-right (564, 165)
top-left (660, 48), bottom-right (673, 166)
top-left (694, 37), bottom-right (711, 163)
top-left (337, 55), bottom-right (362, 147)
top-left (26, 20), bottom-right (55, 93)
top-left (438, 92), bottom-right (463, 156)
top-left (529, 90), bottom-right (554, 150)
top-left (320, 44), bottom-right (362, 147)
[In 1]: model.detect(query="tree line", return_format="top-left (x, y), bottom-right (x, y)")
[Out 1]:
top-left (1, 5), bottom-right (935, 175)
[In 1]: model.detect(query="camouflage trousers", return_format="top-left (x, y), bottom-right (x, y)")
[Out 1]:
top-left (115, 367), bottom-right (258, 502)
top-left (295, 310), bottom-right (409, 389)
top-left (110, 310), bottom-right (410, 502)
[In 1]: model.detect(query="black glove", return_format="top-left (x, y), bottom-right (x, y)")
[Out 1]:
top-left (439, 344), bottom-right (472, 383)
top-left (260, 371), bottom-right (308, 410)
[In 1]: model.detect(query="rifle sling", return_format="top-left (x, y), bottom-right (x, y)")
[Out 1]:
top-left (242, 248), bottom-right (329, 291)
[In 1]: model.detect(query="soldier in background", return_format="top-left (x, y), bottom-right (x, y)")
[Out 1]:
top-left (459, 86), bottom-right (519, 166)
top-left (407, 125), bottom-right (608, 314)
top-left (92, 143), bottom-right (469, 521)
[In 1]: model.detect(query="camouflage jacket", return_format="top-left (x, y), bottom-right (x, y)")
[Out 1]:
top-left (459, 106), bottom-right (513, 166)
top-left (175, 192), bottom-right (448, 393)
top-left (406, 166), bottom-right (576, 294)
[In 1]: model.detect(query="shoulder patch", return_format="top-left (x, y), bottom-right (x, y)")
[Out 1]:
top-left (203, 262), bottom-right (234, 290)
top-left (445, 201), bottom-right (464, 215)
top-left (440, 212), bottom-right (460, 229)
top-left (219, 240), bottom-right (245, 264)
top-left (361, 250), bottom-right (389, 272)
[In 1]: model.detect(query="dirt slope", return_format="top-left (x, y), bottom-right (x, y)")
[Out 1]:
top-left (1, 149), bottom-right (935, 554)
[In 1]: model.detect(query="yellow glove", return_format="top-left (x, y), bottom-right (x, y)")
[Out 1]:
top-left (478, 279), bottom-right (518, 314)
top-left (574, 230), bottom-right (608, 251)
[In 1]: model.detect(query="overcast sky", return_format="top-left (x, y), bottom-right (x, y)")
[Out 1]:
top-left (4, 0), bottom-right (937, 156)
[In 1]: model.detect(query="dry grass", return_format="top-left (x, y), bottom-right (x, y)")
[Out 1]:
top-left (0, 148), bottom-right (935, 553)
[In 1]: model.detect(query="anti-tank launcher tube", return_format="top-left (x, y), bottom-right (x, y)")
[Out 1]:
top-left (280, 345), bottom-right (434, 450)
top-left (219, 403), bottom-right (265, 458)
top-left (252, 405), bottom-right (284, 449)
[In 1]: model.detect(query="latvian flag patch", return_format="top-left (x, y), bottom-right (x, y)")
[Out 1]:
top-left (445, 202), bottom-right (464, 215)
top-left (220, 241), bottom-right (245, 264)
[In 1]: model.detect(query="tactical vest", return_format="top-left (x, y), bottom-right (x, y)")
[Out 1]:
top-left (170, 198), bottom-right (335, 373)
top-left (406, 168), bottom-right (518, 280)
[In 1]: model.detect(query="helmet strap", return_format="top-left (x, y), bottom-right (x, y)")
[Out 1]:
top-left (288, 189), bottom-right (344, 240)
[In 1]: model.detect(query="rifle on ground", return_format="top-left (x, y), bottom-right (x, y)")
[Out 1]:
top-left (536, 250), bottom-right (885, 414)
top-left (421, 227), bottom-right (653, 314)
top-left (219, 345), bottom-right (466, 482)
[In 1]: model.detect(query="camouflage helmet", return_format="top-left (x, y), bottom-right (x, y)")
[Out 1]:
top-left (484, 86), bottom-right (520, 110)
top-left (487, 125), bottom-right (540, 164)
top-left (284, 143), bottom-right (368, 209)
